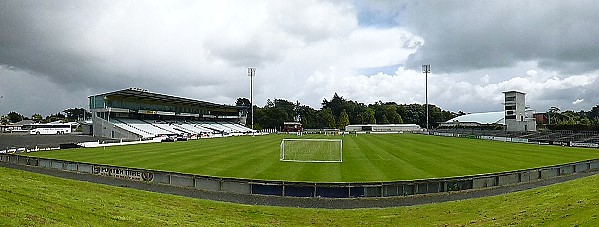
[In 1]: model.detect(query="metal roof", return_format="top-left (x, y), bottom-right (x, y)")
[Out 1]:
top-left (90, 88), bottom-right (238, 109)
top-left (446, 111), bottom-right (505, 125)
top-left (502, 90), bottom-right (526, 94)
top-left (347, 124), bottom-right (420, 127)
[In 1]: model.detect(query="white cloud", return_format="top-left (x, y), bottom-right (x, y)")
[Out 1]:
top-left (526, 70), bottom-right (538, 77)
top-left (573, 99), bottom-right (584, 105)
top-left (480, 74), bottom-right (490, 84)
top-left (2, 1), bottom-right (599, 117)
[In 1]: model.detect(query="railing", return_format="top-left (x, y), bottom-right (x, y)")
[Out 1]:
top-left (1, 153), bottom-right (597, 198)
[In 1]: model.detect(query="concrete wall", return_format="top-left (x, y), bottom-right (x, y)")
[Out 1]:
top-left (575, 163), bottom-right (589, 173)
top-left (92, 114), bottom-right (141, 140)
top-left (560, 165), bottom-right (575, 175)
top-left (498, 173), bottom-right (519, 186)
top-left (541, 168), bottom-right (560, 179)
top-left (152, 172), bottom-right (171, 184)
top-left (171, 174), bottom-right (194, 187)
top-left (221, 180), bottom-right (250, 194)
top-left (520, 170), bottom-right (540, 182)
top-left (473, 176), bottom-right (496, 189)
top-left (195, 177), bottom-right (221, 191)
top-left (1, 154), bottom-right (597, 199)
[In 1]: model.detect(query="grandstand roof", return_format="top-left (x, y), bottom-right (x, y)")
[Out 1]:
top-left (90, 88), bottom-right (238, 109)
top-left (445, 111), bottom-right (505, 125)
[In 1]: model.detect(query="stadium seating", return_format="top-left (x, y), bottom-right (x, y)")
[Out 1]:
top-left (198, 122), bottom-right (231, 133)
top-left (110, 118), bottom-right (254, 138)
top-left (117, 119), bottom-right (174, 136)
top-left (152, 122), bottom-right (187, 134)
top-left (220, 122), bottom-right (254, 133)
top-left (110, 119), bottom-right (155, 138)
top-left (175, 123), bottom-right (215, 134)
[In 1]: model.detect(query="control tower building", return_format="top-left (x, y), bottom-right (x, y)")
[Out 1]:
top-left (503, 91), bottom-right (536, 132)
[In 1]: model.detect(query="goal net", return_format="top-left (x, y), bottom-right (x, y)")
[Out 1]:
top-left (280, 139), bottom-right (342, 162)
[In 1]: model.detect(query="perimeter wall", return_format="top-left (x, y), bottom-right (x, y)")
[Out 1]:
top-left (1, 154), bottom-right (598, 198)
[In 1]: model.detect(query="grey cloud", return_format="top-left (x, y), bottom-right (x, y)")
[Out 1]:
top-left (206, 38), bottom-right (284, 68)
top-left (0, 1), bottom-right (228, 91)
top-left (3, 0), bottom-right (598, 117)
top-left (399, 0), bottom-right (599, 74)
top-left (1, 1), bottom-right (129, 90)
top-left (0, 1), bottom-right (241, 115)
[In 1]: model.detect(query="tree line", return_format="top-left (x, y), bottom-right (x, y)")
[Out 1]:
top-left (0, 108), bottom-right (90, 125)
top-left (545, 105), bottom-right (599, 131)
top-left (4, 97), bottom-right (598, 132)
top-left (237, 93), bottom-right (457, 130)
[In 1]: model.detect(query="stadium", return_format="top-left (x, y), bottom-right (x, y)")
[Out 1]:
top-left (2, 88), bottom-right (599, 225)
top-left (88, 87), bottom-right (254, 139)
top-left (3, 1), bottom-right (599, 225)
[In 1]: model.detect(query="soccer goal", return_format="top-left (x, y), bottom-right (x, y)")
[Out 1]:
top-left (280, 139), bottom-right (343, 162)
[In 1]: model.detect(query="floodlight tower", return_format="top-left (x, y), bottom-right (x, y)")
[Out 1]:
top-left (248, 67), bottom-right (256, 130)
top-left (422, 64), bottom-right (430, 130)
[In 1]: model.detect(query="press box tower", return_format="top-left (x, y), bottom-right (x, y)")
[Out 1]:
top-left (503, 91), bottom-right (536, 131)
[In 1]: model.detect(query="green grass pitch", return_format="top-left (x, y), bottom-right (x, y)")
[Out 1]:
top-left (2, 166), bottom-right (599, 225)
top-left (280, 139), bottom-right (342, 162)
top-left (26, 133), bottom-right (599, 183)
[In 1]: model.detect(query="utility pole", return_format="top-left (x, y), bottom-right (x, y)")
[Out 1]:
top-left (422, 64), bottom-right (430, 130)
top-left (248, 67), bottom-right (256, 131)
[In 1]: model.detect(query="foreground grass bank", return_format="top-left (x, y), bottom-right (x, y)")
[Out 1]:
top-left (25, 134), bottom-right (599, 182)
top-left (1, 167), bottom-right (598, 226)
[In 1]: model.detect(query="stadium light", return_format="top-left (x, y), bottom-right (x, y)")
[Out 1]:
top-left (422, 64), bottom-right (430, 130)
top-left (248, 67), bottom-right (256, 131)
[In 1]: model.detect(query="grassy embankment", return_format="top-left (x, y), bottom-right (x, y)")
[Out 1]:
top-left (1, 166), bottom-right (598, 226)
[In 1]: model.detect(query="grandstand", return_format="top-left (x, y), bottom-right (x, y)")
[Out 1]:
top-left (439, 91), bottom-right (537, 132)
top-left (89, 88), bottom-right (254, 139)
top-left (438, 111), bottom-right (505, 128)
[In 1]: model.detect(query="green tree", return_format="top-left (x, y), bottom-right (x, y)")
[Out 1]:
top-left (338, 109), bottom-right (350, 129)
top-left (7, 111), bottom-right (23, 123)
top-left (389, 111), bottom-right (403, 124)
top-left (380, 115), bottom-right (389, 124)
top-left (31, 113), bottom-right (43, 123)
top-left (321, 108), bottom-right (336, 129)
top-left (235, 97), bottom-right (251, 107)
top-left (322, 93), bottom-right (345, 118)
top-left (44, 113), bottom-right (66, 123)
top-left (580, 117), bottom-right (591, 126)
top-left (298, 105), bottom-right (319, 129)
top-left (590, 105), bottom-right (599, 119)
top-left (0, 115), bottom-right (9, 125)
top-left (548, 106), bottom-right (560, 125)
top-left (364, 108), bottom-right (376, 124)
top-left (64, 108), bottom-right (90, 121)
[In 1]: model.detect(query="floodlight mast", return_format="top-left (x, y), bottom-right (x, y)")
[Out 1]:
top-left (422, 64), bottom-right (430, 130)
top-left (248, 67), bottom-right (256, 131)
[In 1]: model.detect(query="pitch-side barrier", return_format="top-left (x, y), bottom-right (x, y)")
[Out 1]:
top-left (1, 154), bottom-right (598, 199)
top-left (431, 132), bottom-right (599, 148)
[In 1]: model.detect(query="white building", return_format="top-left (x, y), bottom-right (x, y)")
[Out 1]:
top-left (503, 91), bottom-right (536, 131)
top-left (440, 91), bottom-right (536, 132)
top-left (345, 124), bottom-right (422, 132)
top-left (439, 111), bottom-right (505, 128)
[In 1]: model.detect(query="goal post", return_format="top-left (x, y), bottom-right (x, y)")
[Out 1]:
top-left (280, 139), bottom-right (343, 162)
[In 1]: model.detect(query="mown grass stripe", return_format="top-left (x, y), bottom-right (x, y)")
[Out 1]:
top-left (24, 134), bottom-right (599, 182)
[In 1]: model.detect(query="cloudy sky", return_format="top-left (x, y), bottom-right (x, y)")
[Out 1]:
top-left (1, 0), bottom-right (599, 116)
